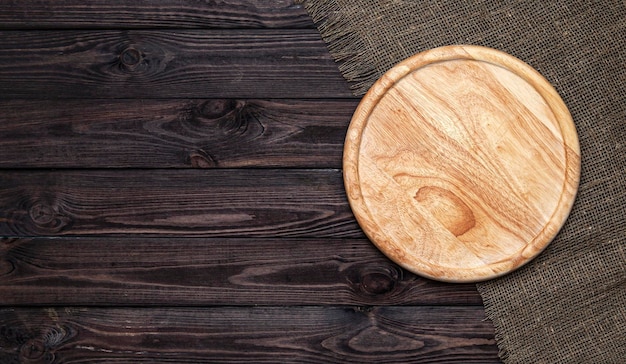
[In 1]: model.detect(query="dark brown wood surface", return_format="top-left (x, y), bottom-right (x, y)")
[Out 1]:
top-left (0, 99), bottom-right (355, 168)
top-left (0, 169), bottom-right (360, 237)
top-left (0, 30), bottom-right (352, 98)
top-left (0, 0), bottom-right (313, 29)
top-left (0, 237), bottom-right (482, 306)
top-left (0, 1), bottom-right (501, 362)
top-left (0, 307), bottom-right (495, 363)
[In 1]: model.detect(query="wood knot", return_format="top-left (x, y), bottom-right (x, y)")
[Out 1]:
top-left (29, 203), bottom-right (55, 225)
top-left (414, 186), bottom-right (476, 236)
top-left (115, 42), bottom-right (159, 74)
top-left (119, 47), bottom-right (142, 67)
top-left (19, 339), bottom-right (51, 363)
top-left (199, 99), bottom-right (240, 119)
top-left (187, 100), bottom-right (262, 136)
top-left (15, 324), bottom-right (75, 363)
top-left (188, 149), bottom-right (218, 168)
top-left (27, 201), bottom-right (70, 234)
top-left (359, 266), bottom-right (400, 295)
top-left (0, 258), bottom-right (15, 277)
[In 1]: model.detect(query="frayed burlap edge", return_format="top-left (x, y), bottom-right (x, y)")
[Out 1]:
top-left (477, 284), bottom-right (510, 361)
top-left (296, 0), bottom-right (379, 95)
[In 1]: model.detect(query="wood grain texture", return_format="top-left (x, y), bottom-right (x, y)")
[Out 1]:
top-left (0, 169), bottom-right (362, 237)
top-left (0, 237), bottom-right (482, 306)
top-left (0, 306), bottom-right (498, 363)
top-left (0, 99), bottom-right (356, 168)
top-left (0, 6), bottom-right (502, 362)
top-left (0, 30), bottom-right (352, 99)
top-left (0, 0), bottom-right (312, 29)
top-left (344, 45), bottom-right (580, 282)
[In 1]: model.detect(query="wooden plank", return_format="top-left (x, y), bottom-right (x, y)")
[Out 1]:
top-left (0, 237), bottom-right (482, 306)
top-left (0, 0), bottom-right (313, 30)
top-left (0, 169), bottom-right (362, 237)
top-left (0, 99), bottom-right (356, 168)
top-left (0, 30), bottom-right (352, 99)
top-left (0, 306), bottom-right (499, 363)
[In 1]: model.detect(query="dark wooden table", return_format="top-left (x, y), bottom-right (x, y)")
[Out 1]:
top-left (0, 1), bottom-right (500, 362)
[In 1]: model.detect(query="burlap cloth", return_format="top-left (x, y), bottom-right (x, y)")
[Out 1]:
top-left (299, 1), bottom-right (626, 362)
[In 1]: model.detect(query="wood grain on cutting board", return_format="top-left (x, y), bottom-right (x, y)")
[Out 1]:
top-left (344, 45), bottom-right (580, 282)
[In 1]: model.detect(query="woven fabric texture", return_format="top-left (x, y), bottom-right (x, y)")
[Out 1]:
top-left (300, 1), bottom-right (626, 362)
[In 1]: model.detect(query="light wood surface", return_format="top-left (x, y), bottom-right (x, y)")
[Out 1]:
top-left (344, 45), bottom-right (580, 282)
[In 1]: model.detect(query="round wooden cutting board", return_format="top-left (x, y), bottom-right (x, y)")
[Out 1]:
top-left (343, 45), bottom-right (580, 283)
